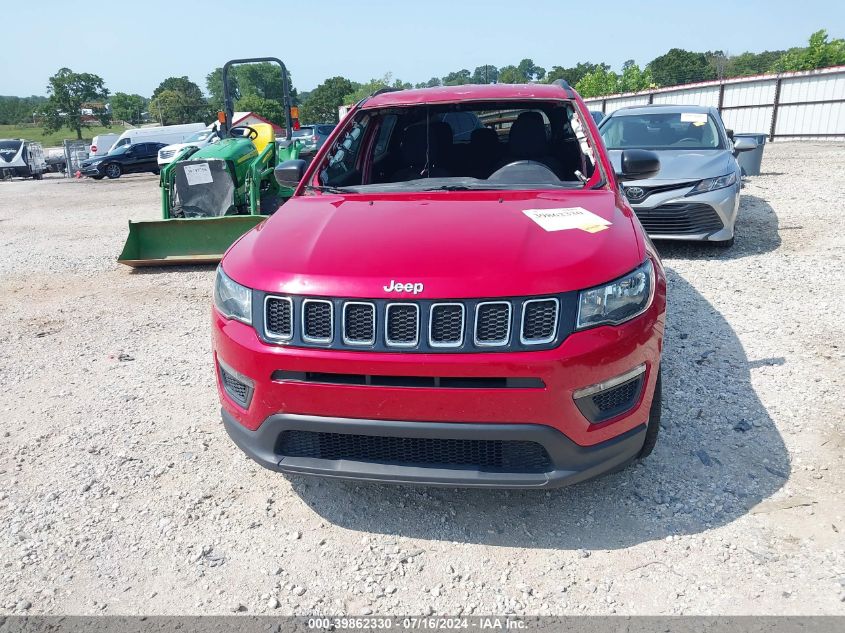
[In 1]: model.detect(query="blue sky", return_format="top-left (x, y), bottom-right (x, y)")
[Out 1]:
top-left (1, 0), bottom-right (841, 97)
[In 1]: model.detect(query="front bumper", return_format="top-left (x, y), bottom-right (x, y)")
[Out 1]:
top-left (630, 183), bottom-right (740, 242)
top-left (80, 164), bottom-right (104, 177)
top-left (223, 409), bottom-right (647, 488)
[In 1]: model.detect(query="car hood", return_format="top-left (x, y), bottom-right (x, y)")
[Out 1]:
top-left (222, 190), bottom-right (644, 298)
top-left (608, 149), bottom-right (735, 182)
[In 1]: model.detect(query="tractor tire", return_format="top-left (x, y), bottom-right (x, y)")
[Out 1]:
top-left (637, 369), bottom-right (662, 460)
top-left (105, 163), bottom-right (122, 179)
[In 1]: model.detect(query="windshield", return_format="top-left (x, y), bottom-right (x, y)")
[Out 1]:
top-left (313, 100), bottom-right (599, 194)
top-left (0, 140), bottom-right (22, 160)
top-left (107, 144), bottom-right (130, 155)
top-left (293, 127), bottom-right (314, 138)
top-left (185, 130), bottom-right (214, 143)
top-left (601, 111), bottom-right (723, 150)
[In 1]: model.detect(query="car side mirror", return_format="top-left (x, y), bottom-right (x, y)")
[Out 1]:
top-left (733, 137), bottom-right (758, 153)
top-left (725, 128), bottom-right (734, 140)
top-left (617, 149), bottom-right (660, 181)
top-left (274, 159), bottom-right (306, 188)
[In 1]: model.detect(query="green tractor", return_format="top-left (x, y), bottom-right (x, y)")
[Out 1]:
top-left (118, 57), bottom-right (301, 267)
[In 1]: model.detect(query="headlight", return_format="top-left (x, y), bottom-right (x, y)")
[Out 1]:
top-left (687, 172), bottom-right (736, 195)
top-left (576, 260), bottom-right (654, 330)
top-left (91, 159), bottom-right (103, 165)
top-left (214, 266), bottom-right (252, 324)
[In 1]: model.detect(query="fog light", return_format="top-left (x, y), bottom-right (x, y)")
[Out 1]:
top-left (217, 357), bottom-right (254, 408)
top-left (573, 364), bottom-right (645, 424)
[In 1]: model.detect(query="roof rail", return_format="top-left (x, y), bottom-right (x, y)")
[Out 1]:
top-left (552, 78), bottom-right (575, 97)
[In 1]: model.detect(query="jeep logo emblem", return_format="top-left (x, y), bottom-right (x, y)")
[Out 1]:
top-left (384, 280), bottom-right (424, 294)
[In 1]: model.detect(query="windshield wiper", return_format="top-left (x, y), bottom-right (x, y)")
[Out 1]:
top-left (302, 183), bottom-right (355, 194)
top-left (422, 184), bottom-right (487, 191)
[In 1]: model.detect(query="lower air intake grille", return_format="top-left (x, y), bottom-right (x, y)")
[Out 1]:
top-left (634, 203), bottom-right (724, 235)
top-left (219, 365), bottom-right (252, 407)
top-left (574, 373), bottom-right (644, 424)
top-left (276, 431), bottom-right (552, 473)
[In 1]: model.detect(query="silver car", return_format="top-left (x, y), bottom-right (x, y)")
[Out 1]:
top-left (599, 105), bottom-right (757, 247)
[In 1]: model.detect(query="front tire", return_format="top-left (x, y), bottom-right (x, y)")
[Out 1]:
top-left (637, 370), bottom-right (662, 459)
top-left (105, 163), bottom-right (122, 179)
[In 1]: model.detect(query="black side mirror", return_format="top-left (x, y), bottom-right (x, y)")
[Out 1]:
top-left (274, 159), bottom-right (306, 188)
top-left (725, 128), bottom-right (734, 140)
top-left (617, 149), bottom-right (660, 181)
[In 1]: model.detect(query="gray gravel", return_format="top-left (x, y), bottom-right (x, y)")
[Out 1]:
top-left (0, 143), bottom-right (843, 615)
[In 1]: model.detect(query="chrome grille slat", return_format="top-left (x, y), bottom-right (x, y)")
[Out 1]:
top-left (385, 303), bottom-right (419, 347)
top-left (302, 299), bottom-right (333, 343)
top-left (261, 296), bottom-right (564, 352)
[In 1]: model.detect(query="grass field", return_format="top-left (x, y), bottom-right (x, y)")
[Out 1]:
top-left (0, 124), bottom-right (128, 147)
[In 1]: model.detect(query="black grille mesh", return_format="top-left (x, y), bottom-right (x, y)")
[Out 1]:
top-left (220, 366), bottom-right (250, 406)
top-left (344, 303), bottom-right (375, 342)
top-left (277, 431), bottom-right (552, 473)
top-left (304, 301), bottom-right (332, 340)
top-left (430, 305), bottom-right (464, 344)
top-left (592, 378), bottom-right (640, 412)
top-left (476, 303), bottom-right (510, 343)
top-left (635, 203), bottom-right (724, 235)
top-left (522, 300), bottom-right (557, 341)
top-left (387, 305), bottom-right (418, 344)
top-left (265, 298), bottom-right (292, 338)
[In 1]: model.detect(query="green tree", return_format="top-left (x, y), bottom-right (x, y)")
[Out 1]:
top-left (150, 76), bottom-right (209, 123)
top-left (517, 58), bottom-right (546, 81)
top-left (773, 29), bottom-right (845, 71)
top-left (414, 77), bottom-right (442, 89)
top-left (206, 63), bottom-right (298, 113)
top-left (442, 69), bottom-right (471, 85)
top-left (725, 50), bottom-right (786, 77)
top-left (575, 67), bottom-right (619, 97)
top-left (41, 68), bottom-right (111, 139)
top-left (647, 48), bottom-right (715, 86)
top-left (618, 60), bottom-right (653, 93)
top-left (497, 65), bottom-right (522, 83)
top-left (110, 92), bottom-right (146, 124)
top-left (471, 65), bottom-right (498, 83)
top-left (300, 76), bottom-right (357, 123)
top-left (545, 62), bottom-right (609, 87)
top-left (0, 96), bottom-right (47, 125)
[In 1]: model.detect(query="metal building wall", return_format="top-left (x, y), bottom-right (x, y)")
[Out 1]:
top-left (584, 66), bottom-right (845, 140)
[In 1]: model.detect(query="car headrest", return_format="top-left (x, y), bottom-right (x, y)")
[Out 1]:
top-left (508, 111), bottom-right (547, 158)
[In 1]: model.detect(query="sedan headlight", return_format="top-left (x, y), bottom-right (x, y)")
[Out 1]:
top-left (687, 172), bottom-right (736, 195)
top-left (576, 260), bottom-right (654, 330)
top-left (214, 266), bottom-right (252, 324)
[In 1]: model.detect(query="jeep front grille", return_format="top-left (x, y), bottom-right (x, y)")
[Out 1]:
top-left (261, 293), bottom-right (574, 353)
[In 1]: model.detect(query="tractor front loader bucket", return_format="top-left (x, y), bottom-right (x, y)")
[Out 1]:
top-left (117, 216), bottom-right (266, 267)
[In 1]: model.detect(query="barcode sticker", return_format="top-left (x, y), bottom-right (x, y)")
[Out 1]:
top-left (523, 207), bottom-right (611, 233)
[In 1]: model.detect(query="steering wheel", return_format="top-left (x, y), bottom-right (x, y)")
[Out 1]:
top-left (229, 125), bottom-right (259, 140)
top-left (487, 160), bottom-right (559, 183)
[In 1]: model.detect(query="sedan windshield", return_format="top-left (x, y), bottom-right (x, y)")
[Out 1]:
top-left (601, 112), bottom-right (723, 150)
top-left (313, 100), bottom-right (600, 194)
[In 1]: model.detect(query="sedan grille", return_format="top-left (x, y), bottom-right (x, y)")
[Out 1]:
top-left (634, 203), bottom-right (724, 235)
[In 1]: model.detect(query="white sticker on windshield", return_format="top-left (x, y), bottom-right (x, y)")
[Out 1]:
top-left (523, 207), bottom-right (611, 234)
top-left (680, 112), bottom-right (708, 124)
top-left (183, 162), bottom-right (213, 186)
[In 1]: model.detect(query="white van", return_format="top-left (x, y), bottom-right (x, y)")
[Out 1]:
top-left (90, 133), bottom-right (120, 157)
top-left (110, 123), bottom-right (206, 152)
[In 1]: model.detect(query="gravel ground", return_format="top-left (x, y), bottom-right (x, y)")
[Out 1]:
top-left (0, 142), bottom-right (843, 616)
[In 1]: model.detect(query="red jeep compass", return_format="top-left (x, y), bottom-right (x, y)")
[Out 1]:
top-left (212, 82), bottom-right (667, 488)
